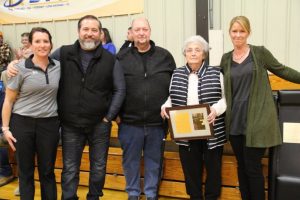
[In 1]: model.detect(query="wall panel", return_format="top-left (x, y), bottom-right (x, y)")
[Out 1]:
top-left (214, 0), bottom-right (300, 70)
top-left (243, 0), bottom-right (265, 46)
top-left (0, 0), bottom-right (195, 66)
top-left (1, 24), bottom-right (18, 56)
top-left (181, 0), bottom-right (197, 65)
top-left (220, 0), bottom-right (242, 53)
top-left (67, 19), bottom-right (80, 46)
top-left (165, 0), bottom-right (184, 65)
top-left (288, 0), bottom-right (300, 68)
top-left (145, 0), bottom-right (165, 48)
top-left (113, 15), bottom-right (132, 51)
top-left (265, 0), bottom-right (288, 63)
top-left (1, 0), bottom-right (299, 70)
top-left (12, 24), bottom-right (30, 51)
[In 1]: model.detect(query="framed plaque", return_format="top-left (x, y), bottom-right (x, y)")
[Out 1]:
top-left (166, 104), bottom-right (214, 141)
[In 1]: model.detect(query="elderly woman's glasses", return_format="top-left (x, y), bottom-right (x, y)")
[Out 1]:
top-left (185, 48), bottom-right (202, 54)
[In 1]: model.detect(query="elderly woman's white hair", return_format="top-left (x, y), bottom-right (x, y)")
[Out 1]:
top-left (182, 35), bottom-right (209, 58)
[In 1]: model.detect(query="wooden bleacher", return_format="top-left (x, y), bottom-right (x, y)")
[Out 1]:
top-left (8, 74), bottom-right (300, 199)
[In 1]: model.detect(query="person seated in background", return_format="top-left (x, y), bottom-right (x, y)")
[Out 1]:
top-left (119, 26), bottom-right (133, 51)
top-left (0, 31), bottom-right (11, 72)
top-left (5, 32), bottom-right (32, 197)
top-left (1, 69), bottom-right (20, 196)
top-left (101, 28), bottom-right (116, 54)
top-left (0, 31), bottom-right (14, 188)
top-left (14, 32), bottom-right (33, 60)
top-left (0, 78), bottom-right (14, 187)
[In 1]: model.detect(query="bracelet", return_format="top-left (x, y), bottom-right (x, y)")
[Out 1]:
top-left (2, 127), bottom-right (9, 132)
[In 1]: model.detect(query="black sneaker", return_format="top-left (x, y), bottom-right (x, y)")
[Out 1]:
top-left (128, 196), bottom-right (139, 200)
top-left (146, 197), bottom-right (157, 200)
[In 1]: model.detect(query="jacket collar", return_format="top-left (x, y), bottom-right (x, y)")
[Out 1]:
top-left (185, 62), bottom-right (207, 78)
top-left (131, 40), bottom-right (156, 56)
top-left (25, 54), bottom-right (55, 70)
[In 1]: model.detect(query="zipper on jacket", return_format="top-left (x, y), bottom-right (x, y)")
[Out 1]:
top-left (143, 65), bottom-right (148, 124)
top-left (32, 65), bottom-right (50, 84)
top-left (143, 63), bottom-right (147, 78)
top-left (45, 67), bottom-right (49, 84)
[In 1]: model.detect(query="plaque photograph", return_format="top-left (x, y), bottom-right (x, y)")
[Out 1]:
top-left (166, 104), bottom-right (214, 141)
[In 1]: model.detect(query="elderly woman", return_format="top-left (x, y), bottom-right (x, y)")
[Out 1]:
top-left (2, 27), bottom-right (60, 200)
top-left (14, 32), bottom-right (33, 59)
top-left (161, 35), bottom-right (226, 200)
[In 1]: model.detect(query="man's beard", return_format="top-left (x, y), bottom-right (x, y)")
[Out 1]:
top-left (79, 39), bottom-right (101, 51)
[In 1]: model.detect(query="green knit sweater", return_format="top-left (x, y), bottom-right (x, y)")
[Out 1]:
top-left (220, 45), bottom-right (300, 147)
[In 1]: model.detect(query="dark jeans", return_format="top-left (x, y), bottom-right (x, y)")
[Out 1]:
top-left (61, 121), bottom-right (111, 200)
top-left (179, 140), bottom-right (223, 200)
top-left (229, 135), bottom-right (266, 200)
top-left (0, 146), bottom-right (13, 177)
top-left (11, 114), bottom-right (60, 200)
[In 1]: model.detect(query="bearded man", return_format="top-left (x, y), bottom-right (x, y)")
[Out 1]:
top-left (51, 15), bottom-right (126, 200)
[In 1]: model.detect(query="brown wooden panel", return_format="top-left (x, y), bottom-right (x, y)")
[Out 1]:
top-left (106, 154), bottom-right (124, 175)
top-left (111, 121), bottom-right (118, 138)
top-left (33, 167), bottom-right (269, 199)
top-left (269, 74), bottom-right (300, 90)
top-left (33, 168), bottom-right (246, 199)
top-left (53, 147), bottom-right (268, 187)
top-left (34, 168), bottom-right (189, 198)
top-left (220, 187), bottom-right (242, 200)
top-left (162, 158), bottom-right (185, 181)
top-left (158, 179), bottom-right (188, 198)
top-left (221, 156), bottom-right (239, 186)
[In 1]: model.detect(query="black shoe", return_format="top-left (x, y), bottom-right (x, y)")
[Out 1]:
top-left (128, 196), bottom-right (139, 200)
top-left (146, 197), bottom-right (157, 200)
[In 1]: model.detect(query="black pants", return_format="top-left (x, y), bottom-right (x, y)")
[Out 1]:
top-left (11, 114), bottom-right (60, 200)
top-left (229, 135), bottom-right (266, 200)
top-left (179, 140), bottom-right (223, 200)
top-left (61, 121), bottom-right (111, 200)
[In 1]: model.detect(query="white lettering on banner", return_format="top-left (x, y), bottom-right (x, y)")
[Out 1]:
top-left (0, 0), bottom-right (143, 23)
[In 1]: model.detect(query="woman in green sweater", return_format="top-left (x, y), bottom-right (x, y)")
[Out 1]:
top-left (220, 16), bottom-right (300, 200)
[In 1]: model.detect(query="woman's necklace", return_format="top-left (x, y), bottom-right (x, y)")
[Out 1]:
top-left (233, 47), bottom-right (250, 61)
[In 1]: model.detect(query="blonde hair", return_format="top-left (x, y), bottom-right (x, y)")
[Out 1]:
top-left (229, 16), bottom-right (251, 34)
